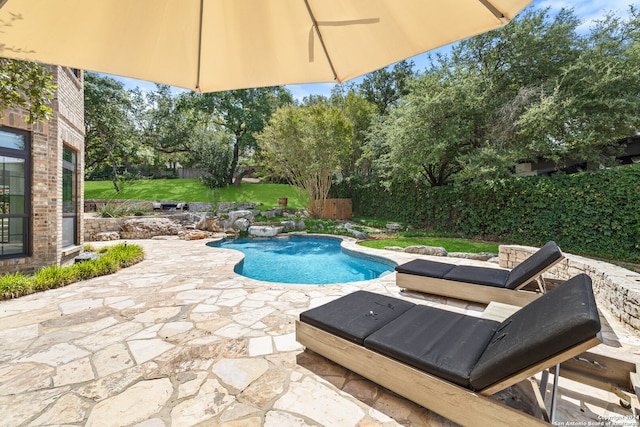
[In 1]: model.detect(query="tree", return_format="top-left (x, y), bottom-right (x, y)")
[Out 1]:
top-left (445, 7), bottom-right (584, 178)
top-left (193, 87), bottom-right (293, 186)
top-left (368, 70), bottom-right (483, 187)
top-left (515, 6), bottom-right (640, 166)
top-left (367, 6), bottom-right (640, 187)
top-left (84, 72), bottom-right (139, 191)
top-left (191, 129), bottom-right (234, 189)
top-left (139, 85), bottom-right (201, 174)
top-left (358, 60), bottom-right (415, 116)
top-left (329, 89), bottom-right (376, 179)
top-left (258, 104), bottom-right (352, 217)
top-left (0, 59), bottom-right (56, 122)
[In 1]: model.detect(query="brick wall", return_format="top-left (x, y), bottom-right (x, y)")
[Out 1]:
top-left (0, 66), bottom-right (85, 274)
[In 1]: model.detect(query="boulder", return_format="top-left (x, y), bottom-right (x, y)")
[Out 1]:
top-left (386, 223), bottom-right (403, 232)
top-left (228, 210), bottom-right (255, 223)
top-left (233, 218), bottom-right (251, 231)
top-left (248, 226), bottom-right (283, 237)
top-left (404, 246), bottom-right (448, 256)
top-left (281, 220), bottom-right (297, 231)
top-left (350, 230), bottom-right (368, 240)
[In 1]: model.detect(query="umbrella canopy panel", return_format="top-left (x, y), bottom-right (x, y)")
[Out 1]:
top-left (0, 0), bottom-right (532, 92)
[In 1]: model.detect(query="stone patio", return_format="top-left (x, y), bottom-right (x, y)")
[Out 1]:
top-left (1, 238), bottom-right (639, 426)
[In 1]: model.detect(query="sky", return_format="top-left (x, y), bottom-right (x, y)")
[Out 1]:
top-left (106, 0), bottom-right (638, 101)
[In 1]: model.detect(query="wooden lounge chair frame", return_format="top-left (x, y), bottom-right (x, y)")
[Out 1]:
top-left (296, 321), bottom-right (600, 426)
top-left (296, 274), bottom-right (607, 426)
top-left (396, 241), bottom-right (565, 306)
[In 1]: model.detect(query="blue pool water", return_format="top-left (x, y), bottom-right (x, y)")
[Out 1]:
top-left (207, 237), bottom-right (395, 284)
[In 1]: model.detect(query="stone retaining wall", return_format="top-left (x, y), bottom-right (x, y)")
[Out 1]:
top-left (500, 244), bottom-right (640, 333)
top-left (84, 217), bottom-right (124, 241)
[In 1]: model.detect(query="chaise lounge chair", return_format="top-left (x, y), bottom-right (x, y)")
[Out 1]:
top-left (296, 274), bottom-right (602, 426)
top-left (395, 240), bottom-right (564, 306)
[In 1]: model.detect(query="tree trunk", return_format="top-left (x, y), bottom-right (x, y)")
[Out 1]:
top-left (228, 140), bottom-right (240, 185)
top-left (100, 133), bottom-right (120, 193)
top-left (233, 166), bottom-right (257, 187)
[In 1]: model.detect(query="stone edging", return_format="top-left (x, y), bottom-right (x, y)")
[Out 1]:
top-left (499, 244), bottom-right (640, 333)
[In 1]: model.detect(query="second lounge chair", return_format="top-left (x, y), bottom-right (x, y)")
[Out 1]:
top-left (395, 240), bottom-right (564, 305)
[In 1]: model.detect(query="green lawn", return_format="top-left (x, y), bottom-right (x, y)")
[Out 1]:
top-left (359, 237), bottom-right (500, 253)
top-left (84, 179), bottom-right (308, 209)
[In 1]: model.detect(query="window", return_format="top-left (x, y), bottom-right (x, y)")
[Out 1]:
top-left (0, 128), bottom-right (30, 258)
top-left (62, 146), bottom-right (78, 247)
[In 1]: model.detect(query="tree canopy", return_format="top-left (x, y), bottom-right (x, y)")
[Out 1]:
top-left (258, 103), bottom-right (352, 217)
top-left (365, 6), bottom-right (640, 187)
top-left (0, 59), bottom-right (56, 123)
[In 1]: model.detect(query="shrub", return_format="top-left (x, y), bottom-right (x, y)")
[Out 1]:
top-left (97, 202), bottom-right (150, 218)
top-left (69, 260), bottom-right (101, 280)
top-left (97, 203), bottom-right (123, 218)
top-left (0, 273), bottom-right (32, 299)
top-left (336, 165), bottom-right (640, 262)
top-left (103, 243), bottom-right (145, 267)
top-left (0, 243), bottom-right (145, 300)
top-left (32, 266), bottom-right (75, 291)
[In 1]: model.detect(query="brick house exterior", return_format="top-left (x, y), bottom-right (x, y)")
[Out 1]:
top-left (0, 66), bottom-right (84, 274)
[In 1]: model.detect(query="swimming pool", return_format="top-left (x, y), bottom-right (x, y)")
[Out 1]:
top-left (207, 236), bottom-right (395, 284)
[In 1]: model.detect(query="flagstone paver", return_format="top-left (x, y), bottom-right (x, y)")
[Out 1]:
top-left (1, 237), bottom-right (639, 426)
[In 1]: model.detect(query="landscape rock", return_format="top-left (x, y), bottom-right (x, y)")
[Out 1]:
top-left (280, 221), bottom-right (297, 231)
top-left (93, 231), bottom-right (120, 241)
top-left (229, 210), bottom-right (255, 223)
top-left (248, 226), bottom-right (283, 237)
top-left (350, 230), bottom-right (368, 240)
top-left (383, 246), bottom-right (405, 251)
top-left (386, 223), bottom-right (403, 232)
top-left (233, 218), bottom-right (251, 232)
top-left (448, 252), bottom-right (498, 261)
top-left (404, 246), bottom-right (448, 256)
top-left (120, 218), bottom-right (182, 239)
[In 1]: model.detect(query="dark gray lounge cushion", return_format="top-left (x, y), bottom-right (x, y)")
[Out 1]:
top-left (364, 306), bottom-right (499, 387)
top-left (442, 265), bottom-right (510, 288)
top-left (395, 259), bottom-right (456, 278)
top-left (469, 273), bottom-right (600, 390)
top-left (504, 241), bottom-right (562, 289)
top-left (299, 290), bottom-right (415, 345)
top-left (394, 241), bottom-right (562, 291)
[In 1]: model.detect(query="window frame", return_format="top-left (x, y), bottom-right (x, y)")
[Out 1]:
top-left (62, 145), bottom-right (78, 248)
top-left (0, 126), bottom-right (32, 259)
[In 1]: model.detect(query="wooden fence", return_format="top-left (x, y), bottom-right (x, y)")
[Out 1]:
top-left (317, 198), bottom-right (352, 220)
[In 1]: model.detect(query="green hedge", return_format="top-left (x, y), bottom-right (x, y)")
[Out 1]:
top-left (332, 165), bottom-right (640, 262)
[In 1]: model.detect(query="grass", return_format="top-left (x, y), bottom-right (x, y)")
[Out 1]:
top-left (359, 236), bottom-right (500, 253)
top-left (85, 179), bottom-right (308, 209)
top-left (0, 243), bottom-right (145, 300)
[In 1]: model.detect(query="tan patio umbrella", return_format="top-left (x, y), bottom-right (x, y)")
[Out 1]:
top-left (0, 0), bottom-right (532, 92)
